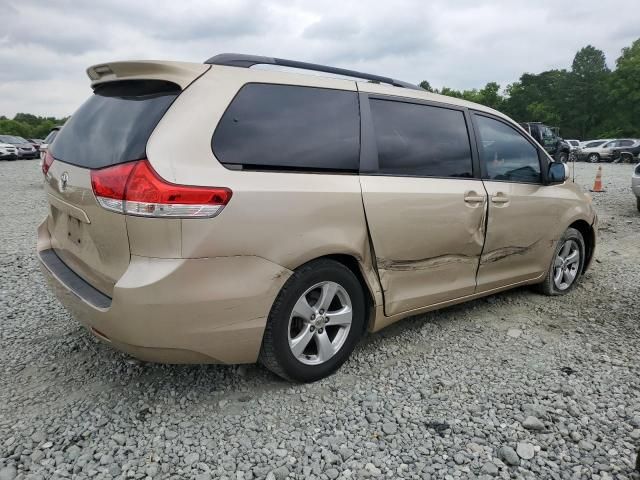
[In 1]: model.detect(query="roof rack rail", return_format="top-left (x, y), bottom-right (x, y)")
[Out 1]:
top-left (204, 53), bottom-right (423, 91)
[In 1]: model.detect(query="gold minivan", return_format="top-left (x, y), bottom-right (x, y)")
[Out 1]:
top-left (38, 54), bottom-right (597, 382)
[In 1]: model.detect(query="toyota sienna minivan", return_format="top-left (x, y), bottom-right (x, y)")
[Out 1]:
top-left (38, 54), bottom-right (597, 382)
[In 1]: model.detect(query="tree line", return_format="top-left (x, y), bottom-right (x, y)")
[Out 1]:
top-left (420, 38), bottom-right (639, 140)
top-left (0, 113), bottom-right (67, 140)
top-left (1, 38), bottom-right (638, 141)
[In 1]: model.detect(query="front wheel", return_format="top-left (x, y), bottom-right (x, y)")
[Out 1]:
top-left (537, 228), bottom-right (585, 295)
top-left (260, 259), bottom-right (365, 382)
top-left (556, 151), bottom-right (569, 163)
top-left (588, 153), bottom-right (600, 163)
top-left (636, 197), bottom-right (640, 212)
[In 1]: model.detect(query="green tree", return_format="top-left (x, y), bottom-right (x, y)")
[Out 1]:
top-left (606, 39), bottom-right (640, 137)
top-left (0, 114), bottom-right (66, 140)
top-left (419, 80), bottom-right (435, 92)
top-left (565, 45), bottom-right (611, 138)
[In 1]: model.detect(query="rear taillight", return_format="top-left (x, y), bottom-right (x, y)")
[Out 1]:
top-left (90, 159), bottom-right (232, 218)
top-left (42, 151), bottom-right (54, 176)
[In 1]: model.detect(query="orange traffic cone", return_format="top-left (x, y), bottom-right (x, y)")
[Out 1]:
top-left (590, 166), bottom-right (605, 192)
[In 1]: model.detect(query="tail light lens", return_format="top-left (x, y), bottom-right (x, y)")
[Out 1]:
top-left (42, 151), bottom-right (54, 176)
top-left (90, 159), bottom-right (232, 218)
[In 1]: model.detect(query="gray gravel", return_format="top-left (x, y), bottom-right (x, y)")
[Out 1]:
top-left (1, 160), bottom-right (639, 479)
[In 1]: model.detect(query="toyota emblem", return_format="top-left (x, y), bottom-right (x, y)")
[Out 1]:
top-left (60, 172), bottom-right (69, 192)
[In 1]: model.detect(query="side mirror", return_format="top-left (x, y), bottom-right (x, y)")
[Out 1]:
top-left (548, 161), bottom-right (569, 184)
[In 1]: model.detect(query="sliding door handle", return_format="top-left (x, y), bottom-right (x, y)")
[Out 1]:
top-left (491, 194), bottom-right (510, 204)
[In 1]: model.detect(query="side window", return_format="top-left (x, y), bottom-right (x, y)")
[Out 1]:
top-left (475, 115), bottom-right (541, 184)
top-left (213, 84), bottom-right (360, 172)
top-left (619, 140), bottom-right (633, 147)
top-left (369, 99), bottom-right (473, 178)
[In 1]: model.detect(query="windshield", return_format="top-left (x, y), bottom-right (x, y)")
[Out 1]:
top-left (0, 135), bottom-right (24, 144)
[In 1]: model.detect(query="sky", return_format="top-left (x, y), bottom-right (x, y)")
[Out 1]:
top-left (1, 0), bottom-right (639, 118)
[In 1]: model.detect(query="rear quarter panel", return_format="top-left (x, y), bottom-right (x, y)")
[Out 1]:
top-left (145, 65), bottom-right (384, 307)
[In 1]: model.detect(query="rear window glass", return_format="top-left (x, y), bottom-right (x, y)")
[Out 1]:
top-left (212, 83), bottom-right (360, 172)
top-left (51, 80), bottom-right (179, 169)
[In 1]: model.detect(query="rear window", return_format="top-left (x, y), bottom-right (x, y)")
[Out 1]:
top-left (212, 83), bottom-right (360, 172)
top-left (51, 80), bottom-right (179, 169)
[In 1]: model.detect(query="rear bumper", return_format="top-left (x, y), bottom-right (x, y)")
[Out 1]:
top-left (37, 220), bottom-right (292, 364)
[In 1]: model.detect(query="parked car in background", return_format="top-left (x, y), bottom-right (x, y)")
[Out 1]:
top-left (566, 139), bottom-right (581, 151)
top-left (519, 122), bottom-right (571, 162)
top-left (0, 143), bottom-right (18, 161)
top-left (0, 135), bottom-right (38, 159)
top-left (576, 139), bottom-right (620, 163)
top-left (580, 139), bottom-right (609, 148)
top-left (611, 140), bottom-right (640, 163)
top-left (28, 139), bottom-right (44, 152)
top-left (632, 163), bottom-right (640, 212)
top-left (37, 54), bottom-right (597, 382)
top-left (39, 127), bottom-right (61, 161)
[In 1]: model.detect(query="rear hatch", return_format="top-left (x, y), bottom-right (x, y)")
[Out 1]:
top-left (44, 79), bottom-right (182, 296)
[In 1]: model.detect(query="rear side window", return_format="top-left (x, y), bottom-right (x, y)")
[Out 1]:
top-left (369, 99), bottom-right (473, 178)
top-left (474, 115), bottom-right (541, 183)
top-left (213, 84), bottom-right (360, 172)
top-left (51, 80), bottom-right (179, 169)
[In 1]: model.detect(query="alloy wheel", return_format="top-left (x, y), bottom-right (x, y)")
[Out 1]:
top-left (553, 239), bottom-right (580, 291)
top-left (287, 281), bottom-right (352, 365)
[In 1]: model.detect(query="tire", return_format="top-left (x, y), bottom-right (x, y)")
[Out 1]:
top-left (556, 151), bottom-right (569, 163)
top-left (621, 153), bottom-right (633, 164)
top-left (588, 153), bottom-right (600, 163)
top-left (259, 258), bottom-right (365, 382)
top-left (636, 197), bottom-right (640, 212)
top-left (537, 228), bottom-right (586, 296)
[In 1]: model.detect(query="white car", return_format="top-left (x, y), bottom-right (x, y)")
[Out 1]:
top-left (632, 163), bottom-right (640, 212)
top-left (566, 139), bottom-right (581, 151)
top-left (0, 143), bottom-right (18, 161)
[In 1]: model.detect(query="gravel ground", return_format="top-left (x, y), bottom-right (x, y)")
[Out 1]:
top-left (0, 160), bottom-right (639, 480)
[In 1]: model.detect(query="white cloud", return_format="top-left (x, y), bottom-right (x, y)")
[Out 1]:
top-left (1, 0), bottom-right (638, 117)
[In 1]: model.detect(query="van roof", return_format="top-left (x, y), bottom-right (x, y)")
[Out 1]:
top-left (87, 55), bottom-right (510, 123)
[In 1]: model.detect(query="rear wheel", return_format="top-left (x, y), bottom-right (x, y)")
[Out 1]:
top-left (538, 228), bottom-right (585, 295)
top-left (636, 197), bottom-right (640, 212)
top-left (556, 151), bottom-right (569, 163)
top-left (588, 153), bottom-right (600, 163)
top-left (260, 259), bottom-right (365, 382)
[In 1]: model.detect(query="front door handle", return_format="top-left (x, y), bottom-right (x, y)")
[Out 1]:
top-left (491, 193), bottom-right (510, 204)
top-left (464, 192), bottom-right (486, 204)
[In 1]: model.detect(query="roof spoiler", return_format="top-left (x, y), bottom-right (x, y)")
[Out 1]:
top-left (204, 53), bottom-right (423, 91)
top-left (86, 61), bottom-right (210, 89)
